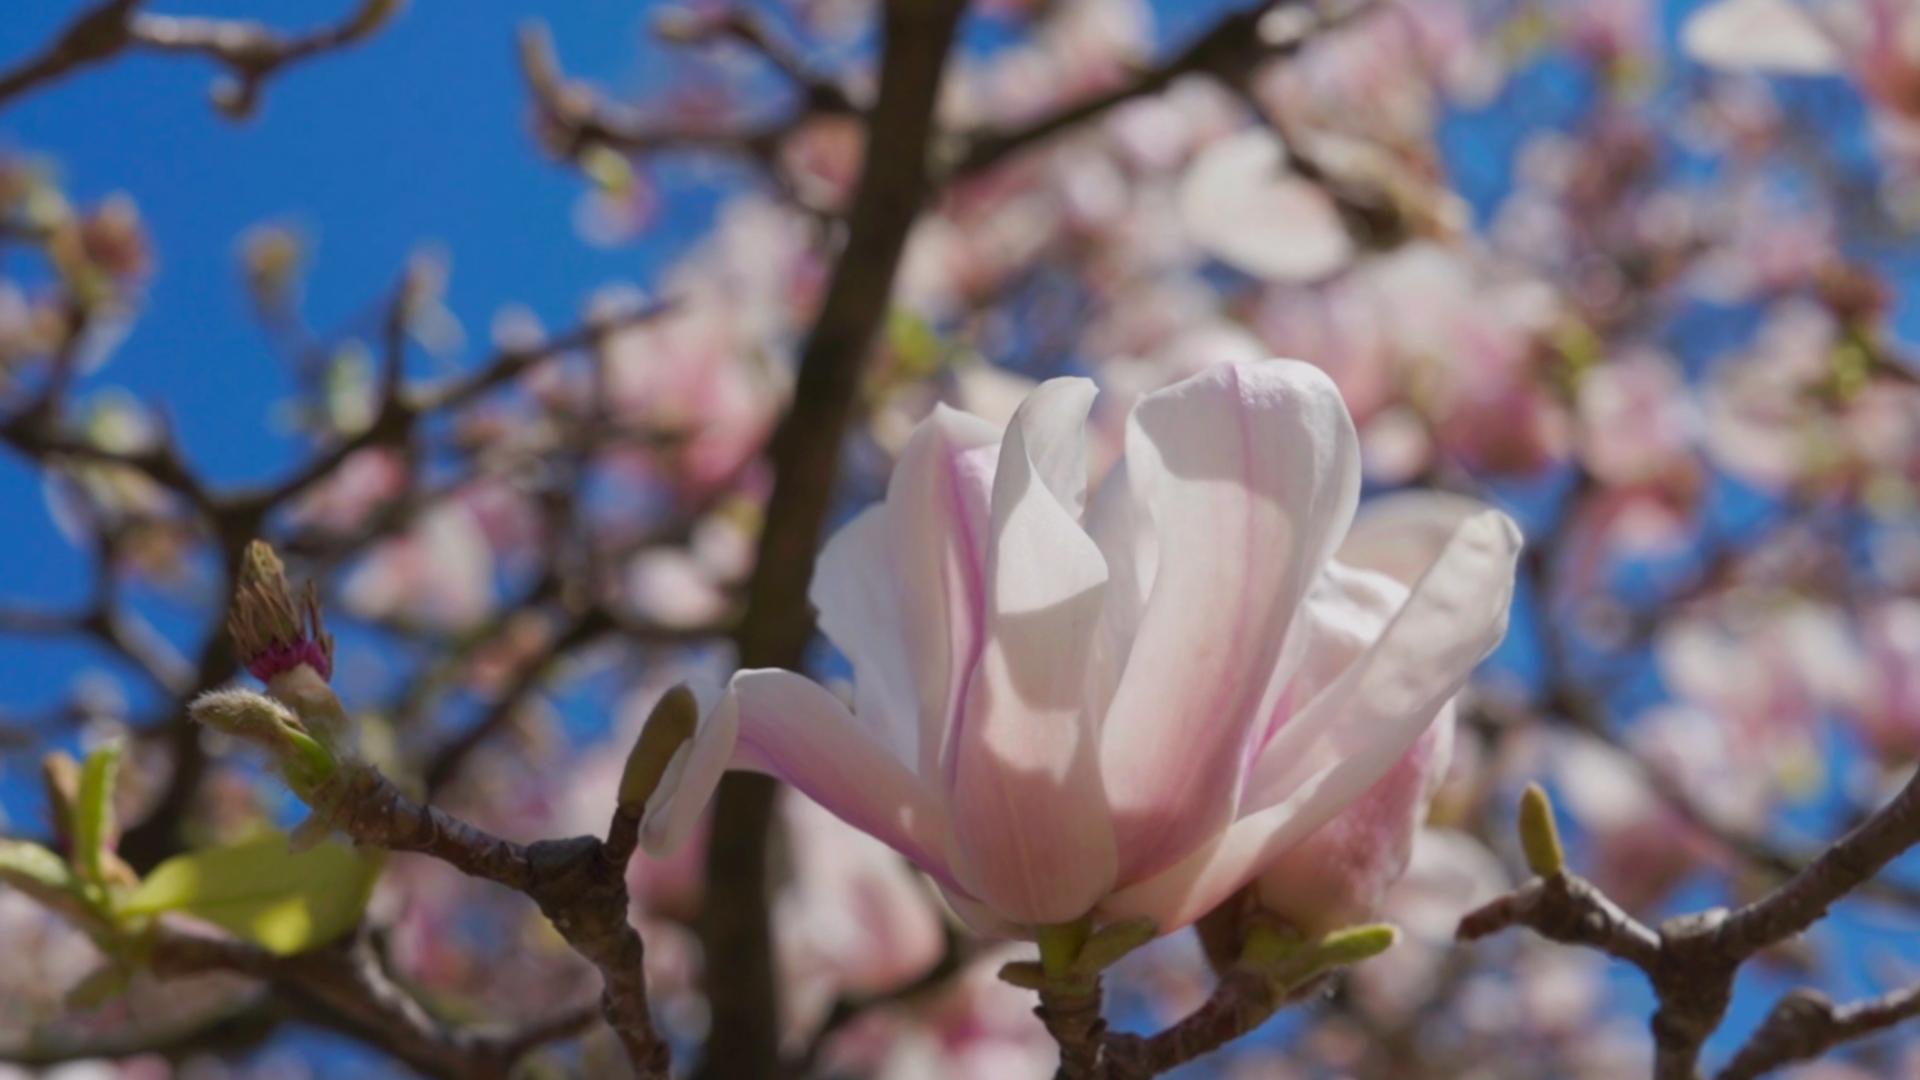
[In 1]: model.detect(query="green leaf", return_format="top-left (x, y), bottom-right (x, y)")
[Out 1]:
top-left (0, 839), bottom-right (80, 897)
top-left (121, 832), bottom-right (382, 955)
top-left (0, 838), bottom-right (101, 926)
top-left (75, 741), bottom-right (123, 885)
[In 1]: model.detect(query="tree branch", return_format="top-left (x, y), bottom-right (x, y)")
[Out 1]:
top-left (317, 761), bottom-right (669, 1077)
top-left (947, 0), bottom-right (1375, 180)
top-left (698, 1), bottom-right (966, 1076)
top-left (0, 0), bottom-right (397, 116)
top-left (1717, 985), bottom-right (1920, 1080)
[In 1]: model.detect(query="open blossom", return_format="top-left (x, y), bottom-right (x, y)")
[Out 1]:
top-left (1685, 0), bottom-right (1920, 118)
top-left (649, 359), bottom-right (1521, 936)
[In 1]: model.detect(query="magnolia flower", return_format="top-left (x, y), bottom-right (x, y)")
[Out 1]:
top-left (651, 360), bottom-right (1520, 936)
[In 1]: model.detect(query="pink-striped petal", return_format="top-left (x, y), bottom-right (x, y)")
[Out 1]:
top-left (879, 406), bottom-right (1000, 781)
top-left (719, 669), bottom-right (960, 890)
top-left (1102, 508), bottom-right (1519, 930)
top-left (946, 378), bottom-right (1117, 925)
top-left (1094, 361), bottom-right (1360, 885)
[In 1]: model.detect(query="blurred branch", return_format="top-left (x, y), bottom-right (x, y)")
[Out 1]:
top-left (517, 22), bottom-right (852, 171)
top-left (948, 0), bottom-right (1375, 180)
top-left (150, 927), bottom-right (514, 1079)
top-left (699, 1), bottom-right (966, 1076)
top-left (0, 0), bottom-right (400, 117)
top-left (419, 605), bottom-right (611, 796)
top-left (0, 0), bottom-right (144, 109)
top-left (1717, 985), bottom-right (1920, 1080)
top-left (0, 999), bottom-right (283, 1069)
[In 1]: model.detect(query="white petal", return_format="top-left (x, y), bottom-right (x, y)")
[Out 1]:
top-left (946, 378), bottom-right (1117, 924)
top-left (1246, 507), bottom-right (1521, 810)
top-left (1682, 0), bottom-right (1845, 74)
top-left (1094, 360), bottom-right (1361, 884)
top-left (879, 405), bottom-right (1001, 780)
top-left (811, 506), bottom-right (922, 767)
top-left (1180, 131), bottom-right (1355, 282)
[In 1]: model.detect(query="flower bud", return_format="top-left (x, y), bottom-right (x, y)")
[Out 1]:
top-left (618, 685), bottom-right (699, 816)
top-left (230, 540), bottom-right (335, 684)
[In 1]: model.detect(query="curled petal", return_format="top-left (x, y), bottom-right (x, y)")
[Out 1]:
top-left (681, 669), bottom-right (960, 890)
top-left (1253, 705), bottom-right (1455, 934)
top-left (882, 407), bottom-right (1001, 781)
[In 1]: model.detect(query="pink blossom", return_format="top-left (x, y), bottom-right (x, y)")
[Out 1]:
top-left (1847, 598), bottom-right (1920, 759)
top-left (341, 502), bottom-right (496, 632)
top-left (648, 360), bottom-right (1520, 936)
top-left (1576, 354), bottom-right (1697, 489)
top-left (777, 792), bottom-right (947, 1042)
top-left (289, 447), bottom-right (407, 533)
top-left (819, 949), bottom-right (1057, 1080)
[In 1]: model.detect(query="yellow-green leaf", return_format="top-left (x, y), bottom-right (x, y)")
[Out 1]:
top-left (0, 838), bottom-right (79, 898)
top-left (0, 838), bottom-right (100, 926)
top-left (75, 741), bottom-right (122, 885)
top-left (121, 832), bottom-right (382, 955)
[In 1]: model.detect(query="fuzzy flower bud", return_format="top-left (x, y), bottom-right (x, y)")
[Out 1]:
top-left (191, 687), bottom-right (338, 795)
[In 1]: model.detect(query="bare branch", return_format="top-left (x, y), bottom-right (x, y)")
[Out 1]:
top-left (1713, 766), bottom-right (1920, 962)
top-left (1456, 871), bottom-right (1663, 971)
top-left (1718, 985), bottom-right (1920, 1080)
top-left (0, 0), bottom-right (143, 109)
top-left (0, 0), bottom-right (398, 117)
top-left (316, 762), bottom-right (668, 1077)
top-left (698, 2), bottom-right (967, 1075)
top-left (127, 0), bottom-right (400, 120)
top-left (947, 0), bottom-right (1377, 180)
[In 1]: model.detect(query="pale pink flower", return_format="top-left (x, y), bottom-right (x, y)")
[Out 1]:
top-left (1703, 300), bottom-right (1920, 494)
top-left (1847, 598), bottom-right (1920, 759)
top-left (778, 792), bottom-right (947, 1043)
top-left (289, 447), bottom-right (407, 533)
top-left (649, 360), bottom-right (1520, 937)
top-left (1657, 601), bottom-right (1854, 765)
top-left (1244, 495), bottom-right (1501, 934)
top-left (1683, 0), bottom-right (1848, 76)
top-left (341, 502), bottom-right (496, 631)
top-left (1576, 354), bottom-right (1697, 489)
